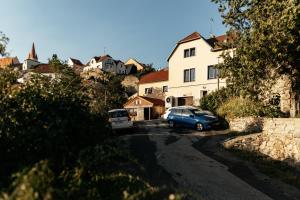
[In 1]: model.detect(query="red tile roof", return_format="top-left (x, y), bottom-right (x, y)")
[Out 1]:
top-left (139, 70), bottom-right (168, 84)
top-left (178, 32), bottom-right (201, 44)
top-left (0, 57), bottom-right (19, 67)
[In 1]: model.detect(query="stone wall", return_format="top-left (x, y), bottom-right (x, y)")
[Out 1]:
top-left (228, 117), bottom-right (300, 166)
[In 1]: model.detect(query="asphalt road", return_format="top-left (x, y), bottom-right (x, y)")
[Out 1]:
top-left (119, 120), bottom-right (300, 200)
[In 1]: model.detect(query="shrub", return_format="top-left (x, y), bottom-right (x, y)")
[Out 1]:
top-left (0, 71), bottom-right (111, 186)
top-left (199, 86), bottom-right (237, 113)
top-left (217, 97), bottom-right (283, 118)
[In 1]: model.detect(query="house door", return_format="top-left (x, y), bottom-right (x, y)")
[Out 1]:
top-left (144, 107), bottom-right (151, 120)
top-left (178, 97), bottom-right (193, 106)
top-left (200, 90), bottom-right (208, 99)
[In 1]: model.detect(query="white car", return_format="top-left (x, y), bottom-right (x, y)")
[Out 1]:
top-left (163, 106), bottom-right (198, 119)
top-left (109, 109), bottom-right (133, 130)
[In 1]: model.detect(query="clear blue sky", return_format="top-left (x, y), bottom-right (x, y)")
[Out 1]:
top-left (0, 0), bottom-right (226, 68)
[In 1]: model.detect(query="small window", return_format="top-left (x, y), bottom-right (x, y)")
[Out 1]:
top-left (184, 49), bottom-right (190, 58)
top-left (145, 88), bottom-right (152, 94)
top-left (184, 48), bottom-right (196, 58)
top-left (190, 48), bottom-right (196, 56)
top-left (184, 69), bottom-right (190, 82)
top-left (190, 68), bottom-right (195, 82)
top-left (182, 109), bottom-right (192, 116)
top-left (163, 86), bottom-right (168, 92)
top-left (208, 65), bottom-right (219, 79)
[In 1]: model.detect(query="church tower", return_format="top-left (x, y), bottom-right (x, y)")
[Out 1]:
top-left (22, 42), bottom-right (40, 70)
top-left (27, 43), bottom-right (38, 60)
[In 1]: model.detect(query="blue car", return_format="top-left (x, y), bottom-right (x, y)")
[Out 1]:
top-left (167, 107), bottom-right (219, 131)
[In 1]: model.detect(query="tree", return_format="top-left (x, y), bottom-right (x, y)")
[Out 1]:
top-left (212, 0), bottom-right (300, 116)
top-left (135, 63), bottom-right (156, 78)
top-left (0, 31), bottom-right (9, 57)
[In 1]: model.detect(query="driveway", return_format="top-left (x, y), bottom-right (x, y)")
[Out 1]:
top-left (119, 120), bottom-right (300, 200)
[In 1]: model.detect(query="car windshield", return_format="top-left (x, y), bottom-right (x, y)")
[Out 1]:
top-left (191, 109), bottom-right (206, 116)
top-left (109, 111), bottom-right (129, 118)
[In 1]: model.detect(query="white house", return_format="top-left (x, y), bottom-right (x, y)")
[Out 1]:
top-left (83, 54), bottom-right (128, 74)
top-left (165, 32), bottom-right (234, 108)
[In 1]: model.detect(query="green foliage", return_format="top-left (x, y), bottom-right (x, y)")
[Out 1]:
top-left (85, 72), bottom-right (127, 112)
top-left (211, 0), bottom-right (300, 101)
top-left (135, 64), bottom-right (156, 79)
top-left (0, 67), bottom-right (180, 200)
top-left (0, 31), bottom-right (9, 56)
top-left (217, 97), bottom-right (283, 118)
top-left (1, 160), bottom-right (55, 200)
top-left (199, 86), bottom-right (237, 113)
top-left (2, 142), bottom-right (181, 200)
top-left (0, 69), bottom-right (110, 189)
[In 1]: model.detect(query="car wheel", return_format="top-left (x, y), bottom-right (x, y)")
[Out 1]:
top-left (169, 120), bottom-right (175, 128)
top-left (195, 122), bottom-right (203, 131)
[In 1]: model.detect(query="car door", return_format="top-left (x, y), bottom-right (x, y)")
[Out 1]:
top-left (181, 109), bottom-right (196, 128)
top-left (172, 109), bottom-right (183, 125)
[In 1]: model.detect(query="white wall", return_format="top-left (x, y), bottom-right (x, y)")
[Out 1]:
top-left (139, 81), bottom-right (168, 96)
top-left (167, 38), bottom-right (230, 105)
top-left (22, 59), bottom-right (40, 70)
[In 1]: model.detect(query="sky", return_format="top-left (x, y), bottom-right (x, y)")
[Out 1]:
top-left (0, 0), bottom-right (227, 68)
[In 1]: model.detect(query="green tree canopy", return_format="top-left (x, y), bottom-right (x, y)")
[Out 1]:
top-left (0, 31), bottom-right (9, 56)
top-left (212, 0), bottom-right (300, 99)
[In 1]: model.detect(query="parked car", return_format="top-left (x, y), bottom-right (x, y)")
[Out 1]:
top-left (163, 106), bottom-right (198, 119)
top-left (167, 107), bottom-right (219, 131)
top-left (109, 109), bottom-right (133, 130)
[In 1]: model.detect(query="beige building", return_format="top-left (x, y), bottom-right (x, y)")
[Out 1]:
top-left (166, 32), bottom-right (234, 108)
top-left (125, 58), bottom-right (145, 71)
top-left (138, 70), bottom-right (169, 100)
top-left (124, 96), bottom-right (165, 121)
top-left (124, 70), bottom-right (168, 121)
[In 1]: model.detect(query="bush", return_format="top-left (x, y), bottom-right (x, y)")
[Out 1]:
top-left (217, 97), bottom-right (283, 118)
top-left (199, 86), bottom-right (237, 113)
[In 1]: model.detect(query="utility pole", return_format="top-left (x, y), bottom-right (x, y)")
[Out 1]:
top-left (217, 57), bottom-right (220, 91)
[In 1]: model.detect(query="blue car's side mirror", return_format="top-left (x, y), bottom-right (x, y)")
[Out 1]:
top-left (190, 114), bottom-right (194, 118)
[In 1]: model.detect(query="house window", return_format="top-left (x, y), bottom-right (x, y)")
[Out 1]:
top-left (184, 68), bottom-right (195, 82)
top-left (145, 88), bottom-right (152, 94)
top-left (163, 86), bottom-right (168, 92)
top-left (184, 48), bottom-right (196, 58)
top-left (184, 49), bottom-right (190, 58)
top-left (190, 48), bottom-right (196, 56)
top-left (208, 65), bottom-right (219, 79)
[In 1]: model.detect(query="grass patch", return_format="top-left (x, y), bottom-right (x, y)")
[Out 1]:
top-left (228, 148), bottom-right (300, 188)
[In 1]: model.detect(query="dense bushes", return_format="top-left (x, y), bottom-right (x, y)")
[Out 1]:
top-left (217, 97), bottom-right (283, 118)
top-left (0, 69), bottom-right (181, 200)
top-left (199, 86), bottom-right (237, 113)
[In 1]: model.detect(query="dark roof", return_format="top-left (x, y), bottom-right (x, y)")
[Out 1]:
top-left (70, 58), bottom-right (84, 66)
top-left (96, 54), bottom-right (112, 62)
top-left (178, 32), bottom-right (201, 44)
top-left (32, 64), bottom-right (55, 74)
top-left (206, 34), bottom-right (235, 51)
top-left (139, 70), bottom-right (168, 84)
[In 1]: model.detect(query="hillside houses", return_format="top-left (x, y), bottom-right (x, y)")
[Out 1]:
top-left (1, 31), bottom-right (235, 121)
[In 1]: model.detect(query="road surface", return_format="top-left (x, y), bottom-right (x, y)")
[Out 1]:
top-left (119, 120), bottom-right (300, 200)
